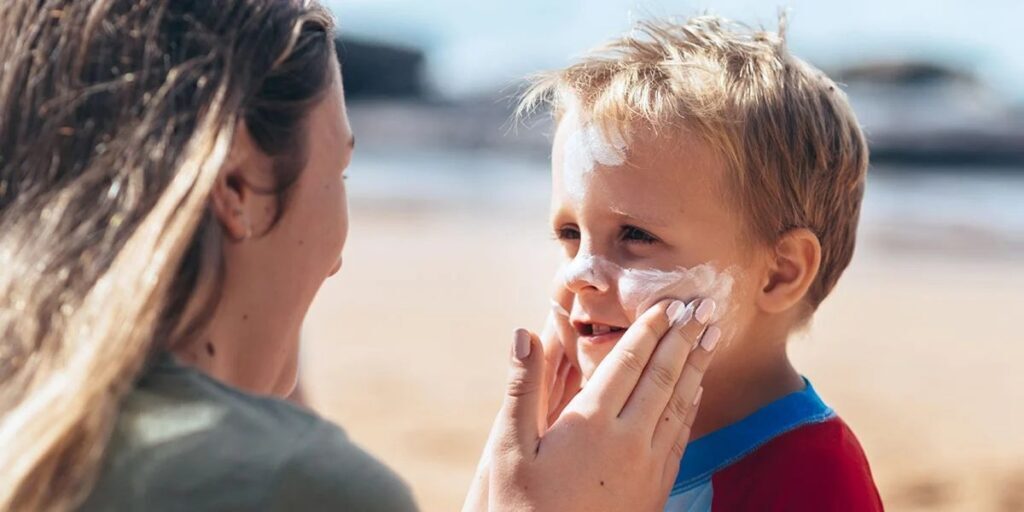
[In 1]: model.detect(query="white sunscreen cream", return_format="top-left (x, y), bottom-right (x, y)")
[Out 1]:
top-left (553, 255), bottom-right (736, 324)
top-left (558, 254), bottom-right (616, 293)
top-left (560, 98), bottom-right (628, 200)
top-left (615, 263), bottom-right (735, 320)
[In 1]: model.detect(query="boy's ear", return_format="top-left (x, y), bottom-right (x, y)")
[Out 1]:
top-left (756, 228), bottom-right (822, 314)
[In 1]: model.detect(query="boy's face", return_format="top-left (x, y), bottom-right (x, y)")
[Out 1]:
top-left (550, 117), bottom-right (764, 380)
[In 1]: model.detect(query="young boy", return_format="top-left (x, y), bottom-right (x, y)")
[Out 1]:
top-left (525, 16), bottom-right (884, 511)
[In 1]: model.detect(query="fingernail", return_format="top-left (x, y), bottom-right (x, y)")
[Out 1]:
top-left (700, 326), bottom-right (721, 352)
top-left (666, 300), bottom-right (686, 323)
top-left (695, 299), bottom-right (717, 324)
top-left (513, 329), bottom-right (532, 361)
top-left (550, 299), bottom-right (570, 318)
top-left (693, 386), bottom-right (704, 406)
top-left (672, 301), bottom-right (696, 327)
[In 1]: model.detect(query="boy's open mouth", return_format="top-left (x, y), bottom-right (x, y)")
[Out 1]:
top-left (572, 320), bottom-right (627, 340)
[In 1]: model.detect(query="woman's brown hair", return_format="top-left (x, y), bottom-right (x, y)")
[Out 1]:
top-left (0, 1), bottom-right (336, 509)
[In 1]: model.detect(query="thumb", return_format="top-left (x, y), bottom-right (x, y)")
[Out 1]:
top-left (496, 328), bottom-right (544, 454)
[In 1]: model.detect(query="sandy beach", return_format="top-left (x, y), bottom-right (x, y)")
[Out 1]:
top-left (298, 175), bottom-right (1024, 511)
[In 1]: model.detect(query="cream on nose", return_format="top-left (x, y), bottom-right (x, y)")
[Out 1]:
top-left (559, 254), bottom-right (614, 293)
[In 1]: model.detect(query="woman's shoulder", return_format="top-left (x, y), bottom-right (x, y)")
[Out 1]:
top-left (264, 417), bottom-right (419, 511)
top-left (80, 354), bottom-right (418, 512)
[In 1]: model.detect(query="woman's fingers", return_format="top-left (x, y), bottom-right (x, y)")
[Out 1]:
top-left (630, 298), bottom-right (715, 439)
top-left (539, 313), bottom-right (565, 432)
top-left (651, 315), bottom-right (720, 455)
top-left (662, 384), bottom-right (704, 491)
top-left (547, 357), bottom-right (570, 413)
top-left (547, 363), bottom-right (581, 427)
top-left (540, 312), bottom-right (564, 386)
top-left (495, 329), bottom-right (545, 453)
top-left (569, 300), bottom-right (674, 417)
top-left (617, 300), bottom-right (703, 426)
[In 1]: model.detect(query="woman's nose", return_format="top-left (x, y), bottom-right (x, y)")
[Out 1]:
top-left (561, 253), bottom-right (613, 294)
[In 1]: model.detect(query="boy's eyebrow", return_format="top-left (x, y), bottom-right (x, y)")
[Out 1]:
top-left (609, 205), bottom-right (671, 228)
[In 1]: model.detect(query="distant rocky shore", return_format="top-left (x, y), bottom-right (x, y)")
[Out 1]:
top-left (338, 39), bottom-right (1024, 168)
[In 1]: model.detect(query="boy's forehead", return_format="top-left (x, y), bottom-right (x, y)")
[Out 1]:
top-left (553, 118), bottom-right (726, 191)
top-left (629, 129), bottom-right (726, 186)
top-left (552, 128), bottom-right (727, 224)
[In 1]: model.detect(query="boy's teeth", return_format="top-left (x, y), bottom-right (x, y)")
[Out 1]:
top-left (593, 324), bottom-right (611, 335)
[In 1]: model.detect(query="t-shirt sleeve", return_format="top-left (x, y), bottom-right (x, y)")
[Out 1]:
top-left (711, 419), bottom-right (884, 512)
top-left (266, 421), bottom-right (419, 512)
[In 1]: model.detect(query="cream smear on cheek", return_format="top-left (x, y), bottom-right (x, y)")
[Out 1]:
top-left (617, 264), bottom-right (735, 320)
top-left (555, 255), bottom-right (736, 324)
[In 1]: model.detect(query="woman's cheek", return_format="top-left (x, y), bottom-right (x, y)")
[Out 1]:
top-left (318, 178), bottom-right (349, 277)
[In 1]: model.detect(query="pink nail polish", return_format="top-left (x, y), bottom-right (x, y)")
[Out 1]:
top-left (695, 299), bottom-right (717, 324)
top-left (550, 299), bottom-right (570, 318)
top-left (667, 300), bottom-right (686, 323)
top-left (700, 326), bottom-right (721, 352)
top-left (513, 329), bottom-right (532, 360)
top-left (677, 303), bottom-right (695, 327)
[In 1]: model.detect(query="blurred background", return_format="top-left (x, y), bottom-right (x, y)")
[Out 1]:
top-left (298, 1), bottom-right (1024, 510)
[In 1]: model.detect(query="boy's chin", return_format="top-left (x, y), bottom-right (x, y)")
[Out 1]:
top-left (578, 345), bottom-right (615, 382)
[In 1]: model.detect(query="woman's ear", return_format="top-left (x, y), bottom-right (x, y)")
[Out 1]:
top-left (210, 122), bottom-right (271, 241)
top-left (756, 228), bottom-right (822, 314)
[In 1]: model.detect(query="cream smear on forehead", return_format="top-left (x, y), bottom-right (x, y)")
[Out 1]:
top-left (560, 97), bottom-right (628, 200)
top-left (555, 255), bottom-right (736, 323)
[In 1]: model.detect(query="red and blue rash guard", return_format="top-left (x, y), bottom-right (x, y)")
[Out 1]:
top-left (666, 379), bottom-right (884, 511)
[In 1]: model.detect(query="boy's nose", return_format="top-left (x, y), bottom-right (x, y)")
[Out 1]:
top-left (561, 254), bottom-right (614, 294)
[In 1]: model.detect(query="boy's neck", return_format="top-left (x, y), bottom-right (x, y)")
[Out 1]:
top-left (689, 344), bottom-right (804, 440)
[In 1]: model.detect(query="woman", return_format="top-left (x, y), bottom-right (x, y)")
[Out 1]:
top-left (0, 1), bottom-right (710, 510)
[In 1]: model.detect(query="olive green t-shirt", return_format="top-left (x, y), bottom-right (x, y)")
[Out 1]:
top-left (80, 353), bottom-right (418, 512)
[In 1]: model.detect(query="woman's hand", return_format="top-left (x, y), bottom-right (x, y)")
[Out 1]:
top-left (541, 286), bottom-right (582, 428)
top-left (464, 312), bottom-right (575, 512)
top-left (465, 299), bottom-right (720, 512)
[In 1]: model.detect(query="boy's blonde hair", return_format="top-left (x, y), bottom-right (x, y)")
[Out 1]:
top-left (521, 15), bottom-right (868, 308)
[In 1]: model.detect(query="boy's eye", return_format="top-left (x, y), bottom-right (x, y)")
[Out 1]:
top-left (556, 226), bottom-right (581, 241)
top-left (621, 225), bottom-right (658, 244)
